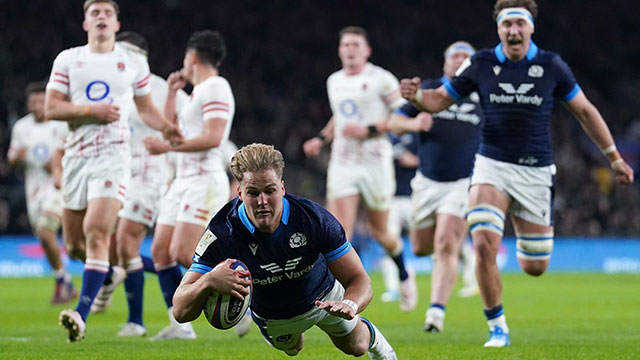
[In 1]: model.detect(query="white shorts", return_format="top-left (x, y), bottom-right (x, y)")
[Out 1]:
top-left (251, 281), bottom-right (359, 349)
top-left (118, 175), bottom-right (165, 228)
top-left (326, 161), bottom-right (395, 211)
top-left (26, 187), bottom-right (63, 227)
top-left (156, 173), bottom-right (229, 227)
top-left (388, 195), bottom-right (412, 237)
top-left (411, 172), bottom-right (469, 230)
top-left (471, 154), bottom-right (556, 226)
top-left (62, 154), bottom-right (130, 210)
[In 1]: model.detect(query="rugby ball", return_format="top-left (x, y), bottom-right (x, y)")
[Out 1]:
top-left (202, 260), bottom-right (252, 330)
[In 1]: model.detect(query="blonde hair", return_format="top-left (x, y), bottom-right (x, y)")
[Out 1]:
top-left (230, 143), bottom-right (285, 182)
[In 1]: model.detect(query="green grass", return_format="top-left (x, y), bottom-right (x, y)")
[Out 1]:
top-left (1, 273), bottom-right (639, 359)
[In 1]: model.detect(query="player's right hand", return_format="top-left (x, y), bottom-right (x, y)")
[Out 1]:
top-left (90, 103), bottom-right (120, 123)
top-left (167, 70), bottom-right (187, 92)
top-left (303, 137), bottom-right (323, 158)
top-left (208, 259), bottom-right (252, 301)
top-left (400, 77), bottom-right (422, 101)
top-left (612, 159), bottom-right (634, 184)
top-left (416, 112), bottom-right (433, 132)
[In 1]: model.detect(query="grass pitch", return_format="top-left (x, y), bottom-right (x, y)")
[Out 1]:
top-left (1, 273), bottom-right (639, 359)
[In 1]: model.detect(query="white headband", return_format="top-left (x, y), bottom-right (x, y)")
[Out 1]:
top-left (445, 43), bottom-right (475, 59)
top-left (496, 7), bottom-right (535, 31)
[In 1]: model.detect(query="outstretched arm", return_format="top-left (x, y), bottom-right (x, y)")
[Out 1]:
top-left (400, 77), bottom-right (454, 113)
top-left (565, 91), bottom-right (634, 184)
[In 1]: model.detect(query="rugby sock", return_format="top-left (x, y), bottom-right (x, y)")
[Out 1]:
top-left (430, 303), bottom-right (446, 311)
top-left (124, 257), bottom-right (144, 325)
top-left (156, 262), bottom-right (182, 308)
top-left (141, 255), bottom-right (156, 274)
top-left (360, 317), bottom-right (376, 349)
top-left (76, 259), bottom-right (110, 321)
top-left (483, 304), bottom-right (503, 320)
top-left (484, 304), bottom-right (509, 332)
top-left (389, 243), bottom-right (409, 281)
top-left (103, 266), bottom-right (115, 285)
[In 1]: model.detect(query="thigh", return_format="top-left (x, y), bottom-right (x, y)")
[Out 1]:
top-left (327, 195), bottom-right (360, 239)
top-left (170, 221), bottom-right (206, 267)
top-left (62, 208), bottom-right (86, 249)
top-left (151, 223), bottom-right (175, 264)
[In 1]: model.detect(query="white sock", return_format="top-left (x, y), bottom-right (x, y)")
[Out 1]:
top-left (487, 314), bottom-right (509, 333)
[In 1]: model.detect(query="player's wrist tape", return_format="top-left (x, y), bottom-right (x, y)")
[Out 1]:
top-left (368, 125), bottom-right (377, 136)
top-left (341, 299), bottom-right (358, 314)
top-left (601, 144), bottom-right (622, 164)
top-left (81, 105), bottom-right (91, 117)
top-left (413, 89), bottom-right (423, 104)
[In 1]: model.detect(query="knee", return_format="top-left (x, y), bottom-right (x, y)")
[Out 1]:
top-left (410, 231), bottom-right (433, 257)
top-left (151, 241), bottom-right (169, 263)
top-left (473, 238), bottom-right (497, 262)
top-left (520, 260), bottom-right (548, 276)
top-left (170, 242), bottom-right (192, 268)
top-left (65, 243), bottom-right (85, 261)
top-left (515, 233), bottom-right (553, 276)
top-left (435, 234), bottom-right (459, 258)
top-left (412, 244), bottom-right (432, 257)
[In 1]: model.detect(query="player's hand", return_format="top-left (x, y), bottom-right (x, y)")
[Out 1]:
top-left (90, 103), bottom-right (120, 123)
top-left (167, 70), bottom-right (187, 92)
top-left (416, 112), bottom-right (433, 132)
top-left (400, 77), bottom-right (422, 102)
top-left (315, 300), bottom-right (355, 320)
top-left (162, 124), bottom-right (184, 145)
top-left (303, 137), bottom-right (324, 158)
top-left (612, 160), bottom-right (634, 184)
top-left (207, 259), bottom-right (252, 301)
top-left (342, 124), bottom-right (369, 139)
top-left (7, 147), bottom-right (27, 164)
top-left (143, 136), bottom-right (171, 155)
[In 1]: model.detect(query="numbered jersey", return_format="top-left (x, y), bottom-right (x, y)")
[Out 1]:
top-left (176, 76), bottom-right (235, 178)
top-left (327, 63), bottom-right (404, 165)
top-left (8, 115), bottom-right (68, 201)
top-left (47, 43), bottom-right (151, 158)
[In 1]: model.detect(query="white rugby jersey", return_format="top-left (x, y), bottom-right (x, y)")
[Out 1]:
top-left (176, 76), bottom-right (235, 178)
top-left (128, 74), bottom-right (188, 187)
top-left (8, 115), bottom-right (68, 202)
top-left (327, 63), bottom-right (405, 165)
top-left (46, 43), bottom-right (151, 157)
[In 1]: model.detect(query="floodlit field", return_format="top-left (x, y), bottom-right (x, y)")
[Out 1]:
top-left (1, 273), bottom-right (639, 359)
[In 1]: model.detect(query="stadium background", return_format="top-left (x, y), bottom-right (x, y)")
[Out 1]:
top-left (0, 0), bottom-right (638, 265)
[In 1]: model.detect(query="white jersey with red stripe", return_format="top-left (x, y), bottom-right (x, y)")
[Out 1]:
top-left (129, 74), bottom-right (188, 187)
top-left (8, 114), bottom-right (68, 203)
top-left (46, 43), bottom-right (151, 158)
top-left (176, 75), bottom-right (235, 178)
top-left (327, 62), bottom-right (405, 165)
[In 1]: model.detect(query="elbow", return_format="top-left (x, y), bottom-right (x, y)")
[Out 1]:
top-left (172, 303), bottom-right (194, 324)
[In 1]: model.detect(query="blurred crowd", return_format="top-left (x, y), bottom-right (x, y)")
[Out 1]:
top-left (1, 0), bottom-right (639, 236)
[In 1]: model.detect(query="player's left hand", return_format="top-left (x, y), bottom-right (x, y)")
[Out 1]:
top-left (612, 160), bottom-right (634, 184)
top-left (143, 136), bottom-right (171, 155)
top-left (315, 300), bottom-right (355, 320)
top-left (342, 124), bottom-right (368, 139)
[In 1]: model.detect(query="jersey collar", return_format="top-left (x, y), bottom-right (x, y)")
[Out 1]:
top-left (494, 40), bottom-right (538, 63)
top-left (238, 197), bottom-right (290, 234)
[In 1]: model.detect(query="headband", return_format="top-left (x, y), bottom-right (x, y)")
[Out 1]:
top-left (496, 7), bottom-right (534, 30)
top-left (445, 43), bottom-right (475, 59)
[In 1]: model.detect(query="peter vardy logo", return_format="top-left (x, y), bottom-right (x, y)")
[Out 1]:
top-left (254, 257), bottom-right (313, 285)
top-left (490, 83), bottom-right (543, 106)
top-left (289, 233), bottom-right (307, 248)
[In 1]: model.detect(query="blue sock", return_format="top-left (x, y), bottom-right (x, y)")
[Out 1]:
top-left (141, 255), bottom-right (156, 274)
top-left (103, 266), bottom-right (114, 285)
top-left (391, 253), bottom-right (409, 281)
top-left (124, 268), bottom-right (145, 325)
top-left (75, 260), bottom-right (110, 321)
top-left (360, 317), bottom-right (376, 349)
top-left (484, 304), bottom-right (504, 320)
top-left (157, 263), bottom-right (182, 308)
top-left (430, 303), bottom-right (446, 311)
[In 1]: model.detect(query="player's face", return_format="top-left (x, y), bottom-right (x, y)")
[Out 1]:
top-left (498, 17), bottom-right (533, 60)
top-left (238, 169), bottom-right (285, 234)
top-left (338, 33), bottom-right (371, 70)
top-left (181, 50), bottom-right (198, 83)
top-left (83, 2), bottom-right (120, 41)
top-left (27, 92), bottom-right (45, 122)
top-left (443, 51), bottom-right (471, 78)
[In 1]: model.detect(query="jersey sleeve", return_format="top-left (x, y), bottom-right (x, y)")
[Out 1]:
top-left (317, 208), bottom-right (352, 263)
top-left (551, 55), bottom-right (581, 101)
top-left (47, 50), bottom-right (71, 95)
top-left (380, 69), bottom-right (406, 110)
top-left (132, 54), bottom-right (152, 97)
top-left (7, 120), bottom-right (25, 160)
top-left (446, 56), bottom-right (479, 102)
top-left (199, 80), bottom-right (233, 122)
top-left (188, 226), bottom-right (228, 274)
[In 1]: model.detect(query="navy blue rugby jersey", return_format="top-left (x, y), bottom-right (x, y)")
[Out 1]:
top-left (444, 41), bottom-right (580, 166)
top-left (189, 193), bottom-right (351, 320)
top-left (388, 132), bottom-right (418, 196)
top-left (396, 76), bottom-right (483, 182)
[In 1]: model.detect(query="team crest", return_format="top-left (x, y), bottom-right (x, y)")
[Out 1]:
top-left (362, 83), bottom-right (367, 90)
top-left (289, 233), bottom-right (307, 248)
top-left (492, 65), bottom-right (502, 76)
top-left (117, 62), bottom-right (126, 71)
top-left (195, 229), bottom-right (217, 256)
top-left (528, 65), bottom-right (544, 78)
top-left (105, 180), bottom-right (112, 188)
top-left (133, 204), bottom-right (139, 212)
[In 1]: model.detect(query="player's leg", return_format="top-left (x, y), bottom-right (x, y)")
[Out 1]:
top-left (457, 237), bottom-right (479, 298)
top-left (467, 183), bottom-right (510, 347)
top-left (115, 218), bottom-right (148, 336)
top-left (424, 213), bottom-right (466, 333)
top-left (379, 196), bottom-right (410, 302)
top-left (511, 215), bottom-right (553, 275)
top-left (61, 208), bottom-right (86, 262)
top-left (327, 195), bottom-right (360, 240)
top-left (327, 318), bottom-right (396, 359)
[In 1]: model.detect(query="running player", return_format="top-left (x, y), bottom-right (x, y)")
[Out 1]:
top-left (400, 0), bottom-right (634, 347)
top-left (142, 30), bottom-right (235, 341)
top-left (303, 26), bottom-right (417, 312)
top-left (45, 0), bottom-right (181, 342)
top-left (173, 143), bottom-right (397, 359)
top-left (389, 41), bottom-right (483, 333)
top-left (7, 81), bottom-right (76, 304)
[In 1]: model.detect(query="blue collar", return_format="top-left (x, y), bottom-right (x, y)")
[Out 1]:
top-left (494, 40), bottom-right (538, 63)
top-left (238, 197), bottom-right (290, 234)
